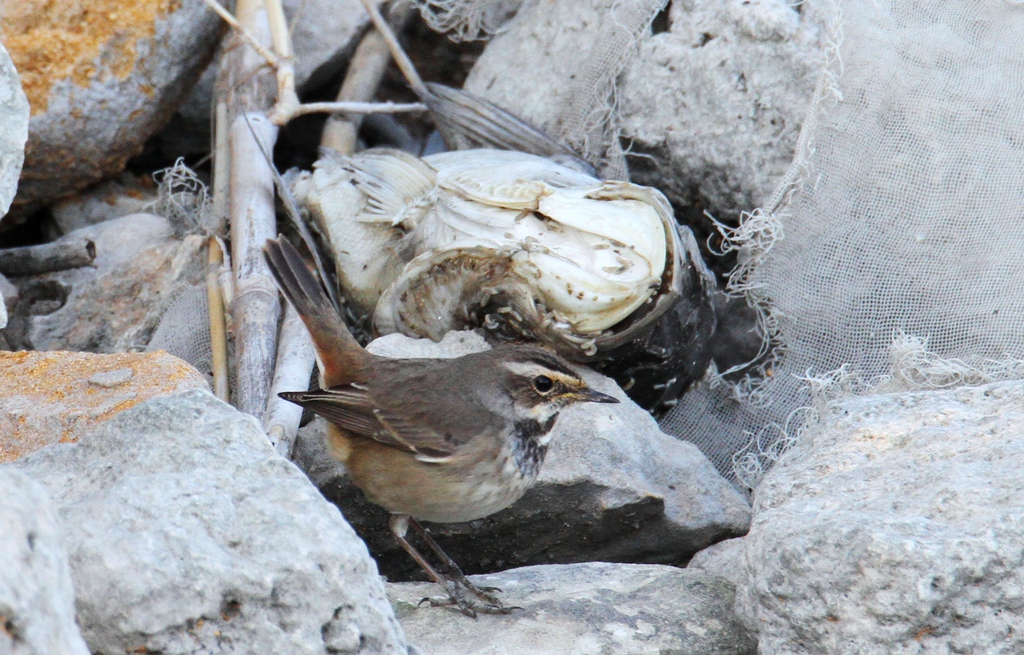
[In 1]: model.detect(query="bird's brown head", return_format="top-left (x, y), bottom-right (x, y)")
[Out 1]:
top-left (490, 346), bottom-right (618, 424)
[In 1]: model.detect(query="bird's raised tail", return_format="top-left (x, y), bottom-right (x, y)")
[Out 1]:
top-left (263, 236), bottom-right (371, 386)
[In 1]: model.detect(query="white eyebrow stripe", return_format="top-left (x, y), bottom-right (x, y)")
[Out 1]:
top-left (502, 361), bottom-right (580, 385)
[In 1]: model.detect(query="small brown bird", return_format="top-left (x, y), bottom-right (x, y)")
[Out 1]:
top-left (263, 237), bottom-right (617, 616)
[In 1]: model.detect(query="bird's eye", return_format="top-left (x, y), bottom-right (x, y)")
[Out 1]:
top-left (533, 375), bottom-right (554, 393)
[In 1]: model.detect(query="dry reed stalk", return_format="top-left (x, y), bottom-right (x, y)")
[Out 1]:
top-left (206, 237), bottom-right (230, 402)
top-left (217, 0), bottom-right (281, 417)
top-left (211, 100), bottom-right (231, 235)
top-left (358, 0), bottom-right (427, 97)
top-left (320, 2), bottom-right (413, 153)
top-left (0, 239), bottom-right (95, 276)
top-left (203, 0), bottom-right (424, 126)
top-left (264, 302), bottom-right (315, 458)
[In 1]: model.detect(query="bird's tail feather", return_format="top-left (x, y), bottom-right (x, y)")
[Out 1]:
top-left (263, 237), bottom-right (370, 386)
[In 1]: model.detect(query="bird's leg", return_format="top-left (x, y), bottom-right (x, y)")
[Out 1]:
top-left (408, 517), bottom-right (509, 607)
top-left (389, 515), bottom-right (512, 616)
top-left (389, 514), bottom-right (482, 617)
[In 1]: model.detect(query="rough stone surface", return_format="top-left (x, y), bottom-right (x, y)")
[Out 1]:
top-left (0, 467), bottom-right (90, 655)
top-left (0, 350), bottom-right (208, 463)
top-left (14, 390), bottom-right (409, 655)
top-left (736, 379), bottom-right (1024, 653)
top-left (619, 0), bottom-right (827, 217)
top-left (50, 174), bottom-right (157, 235)
top-left (2, 0), bottom-right (222, 206)
top-left (389, 562), bottom-right (756, 655)
top-left (293, 331), bottom-right (750, 580)
top-left (687, 537), bottom-right (747, 591)
top-left (464, 0), bottom-right (828, 218)
top-left (0, 40), bottom-right (29, 219)
top-left (6, 213), bottom-right (205, 352)
top-left (0, 273), bottom-right (15, 338)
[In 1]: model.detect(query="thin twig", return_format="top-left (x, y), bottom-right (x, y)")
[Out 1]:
top-left (200, 0), bottom-right (279, 67)
top-left (358, 0), bottom-right (428, 98)
top-left (206, 0), bottom-right (424, 125)
top-left (0, 239), bottom-right (95, 276)
top-left (321, 3), bottom-right (414, 153)
top-left (263, 0), bottom-right (301, 125)
top-left (264, 302), bottom-right (315, 458)
top-left (291, 100), bottom-right (426, 117)
top-left (206, 237), bottom-right (230, 402)
top-left (219, 0), bottom-right (282, 417)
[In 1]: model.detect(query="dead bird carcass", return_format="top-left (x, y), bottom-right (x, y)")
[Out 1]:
top-left (290, 148), bottom-right (715, 413)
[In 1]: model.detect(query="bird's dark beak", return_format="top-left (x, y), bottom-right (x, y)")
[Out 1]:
top-left (574, 387), bottom-right (619, 404)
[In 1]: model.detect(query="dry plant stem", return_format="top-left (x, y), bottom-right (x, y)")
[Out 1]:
top-left (290, 100), bottom-right (425, 119)
top-left (321, 3), bottom-right (413, 153)
top-left (211, 100), bottom-right (231, 234)
top-left (200, 0), bottom-right (279, 67)
top-left (0, 239), bottom-right (95, 276)
top-left (205, 0), bottom-right (422, 125)
top-left (264, 302), bottom-right (315, 458)
top-left (230, 113), bottom-right (280, 416)
top-left (220, 0), bottom-right (282, 417)
top-left (207, 237), bottom-right (230, 403)
top-left (358, 0), bottom-right (428, 98)
top-left (263, 0), bottom-right (301, 125)
top-left (261, 0), bottom-right (323, 444)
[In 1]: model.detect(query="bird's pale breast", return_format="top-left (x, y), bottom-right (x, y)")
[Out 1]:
top-left (334, 424), bottom-right (547, 524)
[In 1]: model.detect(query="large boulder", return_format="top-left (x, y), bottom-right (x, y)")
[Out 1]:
top-left (15, 390), bottom-right (410, 655)
top-left (293, 331), bottom-right (751, 580)
top-left (1, 0), bottom-right (222, 208)
top-left (0, 467), bottom-right (89, 655)
top-left (5, 213), bottom-right (205, 353)
top-left (0, 350), bottom-right (208, 463)
top-left (389, 562), bottom-right (756, 655)
top-left (0, 40), bottom-right (29, 219)
top-left (736, 379), bottom-right (1024, 653)
top-left (618, 0), bottom-right (828, 217)
top-left (462, 0), bottom-right (828, 218)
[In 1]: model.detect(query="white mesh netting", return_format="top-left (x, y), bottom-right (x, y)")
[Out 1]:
top-left (661, 0), bottom-right (1024, 489)
top-left (145, 161), bottom-right (232, 388)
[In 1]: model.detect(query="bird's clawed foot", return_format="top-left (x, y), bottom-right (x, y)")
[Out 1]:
top-left (417, 578), bottom-right (519, 618)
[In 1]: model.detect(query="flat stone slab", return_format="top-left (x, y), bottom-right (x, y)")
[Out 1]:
top-left (389, 562), bottom-right (756, 655)
top-left (0, 349), bottom-right (207, 462)
top-left (14, 389), bottom-right (410, 655)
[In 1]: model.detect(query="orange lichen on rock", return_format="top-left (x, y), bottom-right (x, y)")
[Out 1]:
top-left (0, 350), bottom-right (209, 462)
top-left (0, 0), bottom-right (178, 115)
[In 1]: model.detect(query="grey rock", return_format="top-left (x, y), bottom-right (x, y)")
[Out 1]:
top-left (388, 562), bottom-right (756, 655)
top-left (464, 0), bottom-right (828, 218)
top-left (687, 537), bottom-right (748, 591)
top-left (0, 272), bottom-right (18, 312)
top-left (15, 389), bottom-right (409, 655)
top-left (0, 40), bottom-right (28, 219)
top-left (462, 0), bottom-right (653, 178)
top-left (293, 331), bottom-right (750, 580)
top-left (0, 467), bottom-right (89, 655)
top-left (8, 213), bottom-right (205, 353)
top-left (0, 279), bottom-right (7, 331)
top-left (619, 0), bottom-right (828, 217)
top-left (50, 176), bottom-right (158, 235)
top-left (9, 0), bottom-right (221, 207)
top-left (736, 379), bottom-right (1024, 653)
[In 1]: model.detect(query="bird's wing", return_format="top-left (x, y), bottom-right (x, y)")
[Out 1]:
top-left (279, 386), bottom-right (457, 461)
